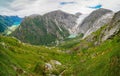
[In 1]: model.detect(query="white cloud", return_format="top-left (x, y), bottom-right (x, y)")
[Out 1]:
top-left (0, 0), bottom-right (120, 17)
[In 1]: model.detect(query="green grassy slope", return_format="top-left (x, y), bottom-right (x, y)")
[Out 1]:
top-left (11, 16), bottom-right (69, 46)
top-left (57, 19), bottom-right (120, 75)
top-left (0, 25), bottom-right (120, 76)
top-left (68, 33), bottom-right (120, 76)
top-left (0, 35), bottom-right (71, 76)
top-left (0, 11), bottom-right (120, 76)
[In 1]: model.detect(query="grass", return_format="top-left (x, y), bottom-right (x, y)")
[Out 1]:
top-left (0, 26), bottom-right (120, 76)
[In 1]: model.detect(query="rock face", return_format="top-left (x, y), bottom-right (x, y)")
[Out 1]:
top-left (11, 9), bottom-right (118, 45)
top-left (71, 14), bottom-right (88, 34)
top-left (44, 60), bottom-right (64, 76)
top-left (85, 11), bottom-right (120, 45)
top-left (101, 11), bottom-right (120, 41)
top-left (78, 8), bottom-right (113, 38)
top-left (11, 10), bottom-right (80, 45)
top-left (44, 10), bottom-right (80, 30)
top-left (83, 12), bottom-right (114, 39)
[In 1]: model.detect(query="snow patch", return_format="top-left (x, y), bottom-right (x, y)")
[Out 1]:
top-left (70, 14), bottom-right (88, 34)
top-left (55, 19), bottom-right (63, 32)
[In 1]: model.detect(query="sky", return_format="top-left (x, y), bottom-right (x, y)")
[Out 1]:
top-left (0, 0), bottom-right (120, 17)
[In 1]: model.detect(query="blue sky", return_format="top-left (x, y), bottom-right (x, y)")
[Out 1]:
top-left (0, 0), bottom-right (120, 17)
top-left (60, 1), bottom-right (77, 5)
top-left (88, 4), bottom-right (102, 9)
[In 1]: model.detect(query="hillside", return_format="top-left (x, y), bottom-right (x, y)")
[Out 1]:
top-left (0, 15), bottom-right (22, 33)
top-left (0, 11), bottom-right (120, 76)
top-left (11, 9), bottom-right (116, 46)
top-left (78, 8), bottom-right (113, 38)
top-left (11, 10), bottom-right (80, 45)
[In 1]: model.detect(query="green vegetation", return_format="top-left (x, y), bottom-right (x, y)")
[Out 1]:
top-left (11, 16), bottom-right (69, 46)
top-left (0, 35), bottom-right (69, 76)
top-left (0, 25), bottom-right (120, 76)
top-left (1, 11), bottom-right (120, 76)
top-left (0, 15), bottom-right (22, 33)
top-left (59, 34), bottom-right (83, 49)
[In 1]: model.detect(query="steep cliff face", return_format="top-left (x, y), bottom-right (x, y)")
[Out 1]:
top-left (101, 11), bottom-right (120, 41)
top-left (83, 12), bottom-right (114, 38)
top-left (78, 8), bottom-right (113, 38)
top-left (43, 10), bottom-right (80, 30)
top-left (85, 11), bottom-right (120, 45)
top-left (11, 10), bottom-right (80, 45)
top-left (70, 14), bottom-right (88, 34)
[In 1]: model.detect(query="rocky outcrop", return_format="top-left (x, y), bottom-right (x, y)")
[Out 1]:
top-left (101, 11), bottom-right (120, 41)
top-left (85, 11), bottom-right (120, 45)
top-left (83, 12), bottom-right (114, 39)
top-left (77, 8), bottom-right (113, 38)
top-left (44, 60), bottom-right (65, 76)
top-left (70, 14), bottom-right (88, 34)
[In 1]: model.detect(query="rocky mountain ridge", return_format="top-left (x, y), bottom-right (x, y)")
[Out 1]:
top-left (0, 10), bottom-right (120, 76)
top-left (11, 10), bottom-right (81, 45)
top-left (11, 8), bottom-right (118, 45)
top-left (78, 8), bottom-right (113, 37)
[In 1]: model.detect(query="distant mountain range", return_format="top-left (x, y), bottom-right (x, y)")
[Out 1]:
top-left (0, 15), bottom-right (22, 33)
top-left (11, 10), bottom-right (81, 45)
top-left (11, 8), bottom-right (116, 46)
top-left (0, 8), bottom-right (118, 46)
top-left (0, 9), bottom-right (120, 76)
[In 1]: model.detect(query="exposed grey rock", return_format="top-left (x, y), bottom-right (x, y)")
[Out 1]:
top-left (44, 10), bottom-right (80, 32)
top-left (71, 14), bottom-right (88, 34)
top-left (11, 10), bottom-right (82, 45)
top-left (75, 12), bottom-right (82, 17)
top-left (44, 60), bottom-right (63, 75)
top-left (83, 12), bottom-right (114, 39)
top-left (45, 63), bottom-right (53, 70)
top-left (78, 8), bottom-right (113, 37)
top-left (85, 11), bottom-right (120, 45)
top-left (102, 11), bottom-right (120, 41)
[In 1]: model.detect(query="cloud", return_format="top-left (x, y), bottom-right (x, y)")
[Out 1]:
top-left (0, 0), bottom-right (120, 17)
top-left (88, 4), bottom-right (102, 9)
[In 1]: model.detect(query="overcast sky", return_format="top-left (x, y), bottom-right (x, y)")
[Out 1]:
top-left (0, 0), bottom-right (120, 17)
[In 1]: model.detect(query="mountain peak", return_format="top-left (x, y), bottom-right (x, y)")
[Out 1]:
top-left (93, 8), bottom-right (113, 14)
top-left (43, 10), bottom-right (74, 17)
top-left (75, 12), bottom-right (82, 17)
top-left (29, 14), bottom-right (41, 18)
top-left (78, 8), bottom-right (113, 37)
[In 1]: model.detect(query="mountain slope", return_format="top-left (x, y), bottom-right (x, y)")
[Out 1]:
top-left (59, 11), bottom-right (120, 76)
top-left (78, 8), bottom-right (113, 38)
top-left (0, 35), bottom-right (69, 76)
top-left (0, 15), bottom-right (22, 33)
top-left (11, 10), bottom-right (80, 45)
top-left (0, 24), bottom-right (120, 76)
top-left (0, 11), bottom-right (120, 76)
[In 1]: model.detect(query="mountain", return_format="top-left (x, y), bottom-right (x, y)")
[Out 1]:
top-left (11, 10), bottom-right (81, 45)
top-left (84, 10), bottom-right (120, 45)
top-left (0, 15), bottom-right (22, 33)
top-left (43, 10), bottom-right (81, 31)
top-left (59, 11), bottom-right (120, 76)
top-left (0, 11), bottom-right (120, 76)
top-left (101, 11), bottom-right (120, 41)
top-left (78, 8), bottom-right (113, 38)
